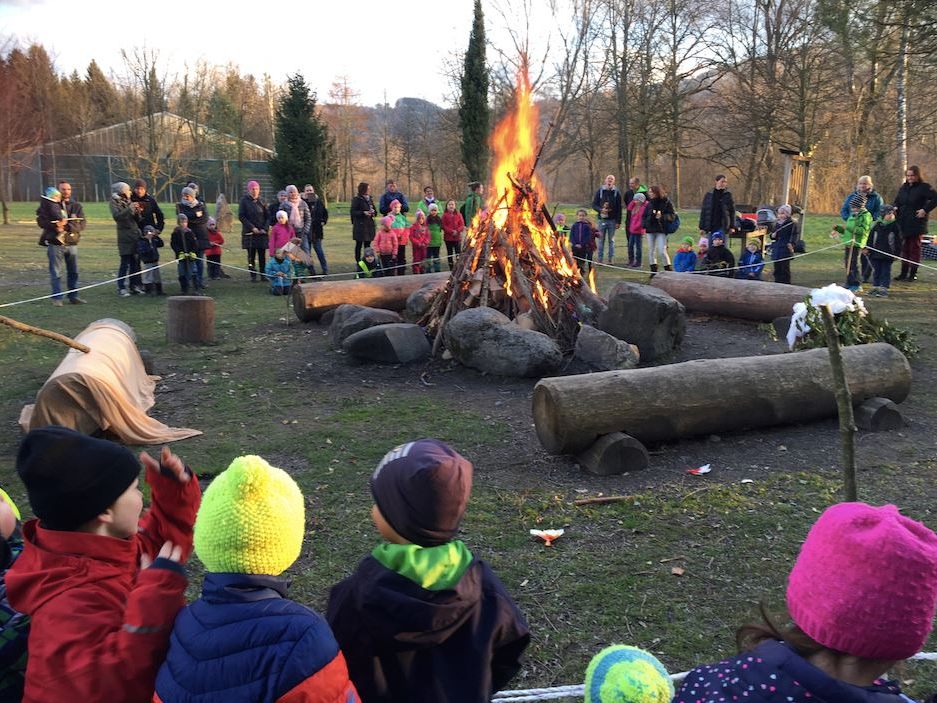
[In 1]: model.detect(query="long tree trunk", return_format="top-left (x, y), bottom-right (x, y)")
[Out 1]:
top-left (896, 9), bottom-right (909, 175)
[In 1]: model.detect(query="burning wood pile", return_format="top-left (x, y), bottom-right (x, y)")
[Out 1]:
top-left (421, 68), bottom-right (602, 354)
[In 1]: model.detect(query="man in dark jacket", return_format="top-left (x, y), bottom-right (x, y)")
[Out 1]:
top-left (303, 184), bottom-right (329, 275)
top-left (699, 174), bottom-right (736, 244)
top-left (327, 440), bottom-right (530, 703)
top-left (623, 176), bottom-right (647, 207)
top-left (379, 179), bottom-right (410, 216)
top-left (591, 174), bottom-right (623, 264)
top-left (893, 164), bottom-right (937, 281)
top-left (131, 179), bottom-right (164, 234)
top-left (37, 181), bottom-right (86, 306)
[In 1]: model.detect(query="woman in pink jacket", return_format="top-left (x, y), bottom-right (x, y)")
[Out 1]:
top-left (626, 192), bottom-right (648, 268)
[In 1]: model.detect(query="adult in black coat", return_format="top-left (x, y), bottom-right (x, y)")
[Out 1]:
top-left (239, 180), bottom-right (268, 282)
top-left (176, 187), bottom-right (209, 290)
top-left (350, 182), bottom-right (376, 261)
top-left (698, 174), bottom-right (736, 242)
top-left (303, 184), bottom-right (330, 275)
top-left (131, 179), bottom-right (165, 233)
top-left (893, 165), bottom-right (937, 281)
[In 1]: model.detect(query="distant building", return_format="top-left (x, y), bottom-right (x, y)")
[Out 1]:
top-left (10, 112), bottom-right (275, 202)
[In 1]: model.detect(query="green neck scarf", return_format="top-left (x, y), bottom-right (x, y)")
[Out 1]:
top-left (372, 540), bottom-right (474, 590)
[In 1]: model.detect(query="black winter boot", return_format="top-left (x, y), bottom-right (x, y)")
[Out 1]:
top-left (664, 264), bottom-right (673, 271)
top-left (649, 263), bottom-right (659, 277)
top-left (144, 283), bottom-right (153, 295)
top-left (179, 277), bottom-right (189, 294)
top-left (908, 264), bottom-right (919, 281)
top-left (895, 263), bottom-right (908, 281)
top-left (155, 282), bottom-right (166, 296)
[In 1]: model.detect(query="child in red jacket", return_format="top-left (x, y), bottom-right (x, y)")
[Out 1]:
top-left (205, 217), bottom-right (229, 280)
top-left (7, 426), bottom-right (201, 703)
top-left (409, 210), bottom-right (430, 274)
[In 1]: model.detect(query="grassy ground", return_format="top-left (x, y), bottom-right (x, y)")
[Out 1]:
top-left (1, 200), bottom-right (936, 697)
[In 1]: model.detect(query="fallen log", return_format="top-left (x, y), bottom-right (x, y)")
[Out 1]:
top-left (648, 272), bottom-right (812, 322)
top-left (532, 343), bottom-right (911, 455)
top-left (292, 272), bottom-right (449, 322)
top-left (854, 397), bottom-right (904, 431)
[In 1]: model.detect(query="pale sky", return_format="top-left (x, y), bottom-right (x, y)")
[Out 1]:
top-left (0, 0), bottom-right (559, 107)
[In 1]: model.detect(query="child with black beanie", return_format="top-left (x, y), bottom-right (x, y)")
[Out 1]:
top-left (6, 426), bottom-right (201, 703)
top-left (327, 439), bottom-right (530, 703)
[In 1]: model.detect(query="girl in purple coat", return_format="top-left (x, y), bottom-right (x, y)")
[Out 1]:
top-left (674, 502), bottom-right (937, 703)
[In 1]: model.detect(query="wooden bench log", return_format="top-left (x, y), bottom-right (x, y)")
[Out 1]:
top-left (648, 272), bottom-right (811, 322)
top-left (533, 343), bottom-right (911, 455)
top-left (166, 296), bottom-right (215, 344)
top-left (577, 432), bottom-right (649, 475)
top-left (292, 272), bottom-right (450, 322)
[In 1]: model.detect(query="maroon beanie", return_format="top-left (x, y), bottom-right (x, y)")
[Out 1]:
top-left (786, 502), bottom-right (937, 660)
top-left (370, 439), bottom-right (473, 547)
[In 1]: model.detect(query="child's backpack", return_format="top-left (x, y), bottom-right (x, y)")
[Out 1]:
top-left (665, 213), bottom-right (681, 235)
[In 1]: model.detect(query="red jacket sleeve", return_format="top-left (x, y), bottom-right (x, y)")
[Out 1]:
top-left (137, 464), bottom-right (202, 562)
top-left (26, 564), bottom-right (186, 703)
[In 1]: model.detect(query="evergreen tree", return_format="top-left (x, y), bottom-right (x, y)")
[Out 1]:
top-left (269, 73), bottom-right (336, 192)
top-left (459, 0), bottom-right (490, 182)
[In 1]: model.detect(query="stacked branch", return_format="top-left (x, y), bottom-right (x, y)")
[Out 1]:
top-left (421, 176), bottom-right (603, 354)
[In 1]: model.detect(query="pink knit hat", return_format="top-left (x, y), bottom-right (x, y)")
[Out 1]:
top-left (786, 502), bottom-right (937, 660)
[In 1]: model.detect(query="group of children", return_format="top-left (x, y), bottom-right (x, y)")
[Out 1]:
top-left (2, 426), bottom-right (937, 703)
top-left (363, 198), bottom-right (467, 277)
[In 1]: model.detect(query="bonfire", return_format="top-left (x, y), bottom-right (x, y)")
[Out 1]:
top-left (422, 65), bottom-right (603, 354)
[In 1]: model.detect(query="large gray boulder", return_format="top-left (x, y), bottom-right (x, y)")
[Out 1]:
top-left (329, 304), bottom-right (403, 349)
top-left (597, 282), bottom-right (685, 362)
top-left (405, 277), bottom-right (449, 322)
top-left (443, 307), bottom-right (563, 377)
top-left (574, 324), bottom-right (640, 371)
top-left (342, 323), bottom-right (431, 364)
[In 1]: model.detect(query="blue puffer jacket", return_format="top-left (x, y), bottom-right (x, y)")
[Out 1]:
top-left (674, 640), bottom-right (912, 703)
top-left (154, 573), bottom-right (358, 703)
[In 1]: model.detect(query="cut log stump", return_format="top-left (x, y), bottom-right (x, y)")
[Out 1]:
top-left (533, 343), bottom-right (911, 455)
top-left (166, 296), bottom-right (215, 344)
top-left (577, 432), bottom-right (649, 475)
top-left (854, 397), bottom-right (905, 432)
top-left (292, 273), bottom-right (449, 322)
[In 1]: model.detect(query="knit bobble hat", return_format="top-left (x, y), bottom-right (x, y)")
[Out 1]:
top-left (194, 455), bottom-right (305, 576)
top-left (16, 426), bottom-right (140, 531)
top-left (390, 199), bottom-right (401, 209)
top-left (850, 192), bottom-right (868, 209)
top-left (682, 236), bottom-right (695, 246)
top-left (584, 645), bottom-right (674, 703)
top-left (370, 439), bottom-right (473, 547)
top-left (786, 502), bottom-right (937, 660)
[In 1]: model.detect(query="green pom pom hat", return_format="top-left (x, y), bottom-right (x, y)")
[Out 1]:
top-left (194, 455), bottom-right (305, 576)
top-left (585, 645), bottom-right (673, 703)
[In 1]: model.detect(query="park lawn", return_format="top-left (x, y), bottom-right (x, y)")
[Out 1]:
top-left (1, 201), bottom-right (936, 697)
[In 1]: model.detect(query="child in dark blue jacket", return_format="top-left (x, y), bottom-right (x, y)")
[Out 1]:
top-left (674, 502), bottom-right (937, 703)
top-left (568, 208), bottom-right (597, 275)
top-left (327, 439), bottom-right (530, 703)
top-left (155, 455), bottom-right (358, 703)
top-left (736, 240), bottom-right (765, 280)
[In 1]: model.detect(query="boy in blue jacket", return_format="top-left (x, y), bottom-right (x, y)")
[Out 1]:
top-left (736, 240), bottom-right (765, 280)
top-left (327, 439), bottom-right (530, 703)
top-left (673, 236), bottom-right (698, 272)
top-left (155, 455), bottom-right (358, 703)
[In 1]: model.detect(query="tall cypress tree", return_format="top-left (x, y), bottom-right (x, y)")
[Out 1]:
top-left (269, 73), bottom-right (336, 191)
top-left (459, 0), bottom-right (490, 182)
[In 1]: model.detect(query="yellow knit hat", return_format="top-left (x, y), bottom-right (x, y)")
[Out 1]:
top-left (194, 455), bottom-right (305, 575)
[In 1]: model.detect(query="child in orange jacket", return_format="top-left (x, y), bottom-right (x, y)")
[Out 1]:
top-left (7, 427), bottom-right (201, 703)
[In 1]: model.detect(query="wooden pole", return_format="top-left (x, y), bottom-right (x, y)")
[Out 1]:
top-left (0, 315), bottom-right (90, 353)
top-left (820, 305), bottom-right (858, 501)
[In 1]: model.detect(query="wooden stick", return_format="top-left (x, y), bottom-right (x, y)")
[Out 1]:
top-left (0, 315), bottom-right (90, 353)
top-left (821, 304), bottom-right (858, 501)
top-left (479, 234), bottom-right (492, 308)
top-left (573, 495), bottom-right (634, 506)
